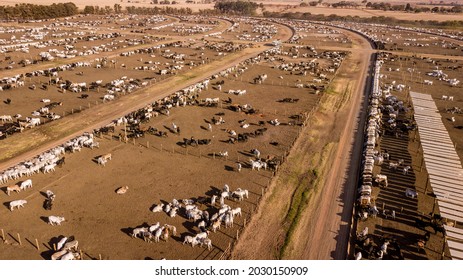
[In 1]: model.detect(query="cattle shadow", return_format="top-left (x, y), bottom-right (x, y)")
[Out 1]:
top-left (176, 141), bottom-right (187, 147)
top-left (182, 220), bottom-right (198, 234)
top-left (2, 202), bottom-right (10, 210)
top-left (238, 150), bottom-right (253, 157)
top-left (203, 118), bottom-right (211, 124)
top-left (8, 233), bottom-right (19, 243)
top-left (160, 199), bottom-right (170, 206)
top-left (200, 125), bottom-right (210, 131)
top-left (224, 165), bottom-right (235, 172)
top-left (1, 186), bottom-right (8, 195)
top-left (39, 191), bottom-right (50, 198)
top-left (171, 234), bottom-right (183, 243)
top-left (163, 125), bottom-right (177, 134)
top-left (120, 222), bottom-right (150, 237)
top-left (205, 186), bottom-right (220, 198)
top-left (40, 216), bottom-right (49, 224)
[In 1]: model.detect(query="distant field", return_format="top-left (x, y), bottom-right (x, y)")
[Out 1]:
top-left (265, 6), bottom-right (463, 22)
top-left (0, 0), bottom-right (462, 22)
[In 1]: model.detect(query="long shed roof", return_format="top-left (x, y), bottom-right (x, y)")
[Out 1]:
top-left (411, 91), bottom-right (463, 260)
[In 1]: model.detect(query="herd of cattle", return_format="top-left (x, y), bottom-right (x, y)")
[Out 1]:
top-left (0, 36), bottom-right (251, 139)
top-left (4, 13), bottom-right (459, 259)
top-left (0, 27), bottom-right (352, 257)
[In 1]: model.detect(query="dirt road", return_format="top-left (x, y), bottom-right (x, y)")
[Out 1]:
top-left (289, 39), bottom-right (374, 260)
top-left (232, 26), bottom-right (374, 260)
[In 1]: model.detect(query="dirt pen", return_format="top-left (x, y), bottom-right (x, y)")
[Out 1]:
top-left (0, 44), bottom-right (335, 259)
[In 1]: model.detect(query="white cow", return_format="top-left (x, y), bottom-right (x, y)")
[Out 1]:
top-left (232, 188), bottom-right (249, 201)
top-left (56, 237), bottom-right (68, 251)
top-left (10, 200), bottom-right (27, 211)
top-left (51, 250), bottom-right (68, 260)
top-left (48, 216), bottom-right (65, 225)
top-left (152, 203), bottom-right (164, 213)
top-left (131, 227), bottom-right (148, 238)
top-left (20, 179), bottom-right (32, 190)
top-left (231, 207), bottom-right (242, 217)
top-left (183, 235), bottom-right (200, 247)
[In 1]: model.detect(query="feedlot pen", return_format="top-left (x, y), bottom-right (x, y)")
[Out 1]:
top-left (0, 50), bottom-right (338, 260)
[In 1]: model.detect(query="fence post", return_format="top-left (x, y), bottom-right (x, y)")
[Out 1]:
top-left (1, 229), bottom-right (4, 241)
top-left (236, 230), bottom-right (239, 240)
top-left (17, 233), bottom-right (22, 246)
top-left (213, 152), bottom-right (215, 159)
top-left (99, 254), bottom-right (102, 260)
top-left (133, 138), bottom-right (136, 146)
top-left (35, 239), bottom-right (40, 251)
top-left (147, 141), bottom-right (149, 148)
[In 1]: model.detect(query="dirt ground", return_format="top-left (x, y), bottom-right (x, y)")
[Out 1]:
top-left (1, 13), bottom-right (462, 261)
top-left (353, 54), bottom-right (457, 259)
top-left (0, 45), bottom-right (231, 125)
top-left (0, 48), bottom-right (330, 260)
top-left (232, 24), bottom-right (374, 260)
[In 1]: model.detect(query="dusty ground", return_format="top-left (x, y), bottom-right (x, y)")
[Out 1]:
top-left (232, 25), bottom-right (374, 260)
top-left (0, 19), bottom-right (298, 260)
top-left (1, 13), bottom-right (461, 260)
top-left (0, 49), bottom-right (332, 260)
top-left (353, 54), bottom-right (458, 259)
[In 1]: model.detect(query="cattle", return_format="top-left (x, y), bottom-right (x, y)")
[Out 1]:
top-left (6, 184), bottom-right (21, 196)
top-left (116, 186), bottom-right (129, 194)
top-left (48, 216), bottom-right (65, 225)
top-left (10, 200), bottom-right (27, 211)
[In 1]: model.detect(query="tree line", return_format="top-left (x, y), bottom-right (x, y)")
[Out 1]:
top-left (0, 2), bottom-right (78, 21)
top-left (214, 0), bottom-right (259, 16)
top-left (365, 2), bottom-right (463, 14)
top-left (262, 11), bottom-right (463, 29)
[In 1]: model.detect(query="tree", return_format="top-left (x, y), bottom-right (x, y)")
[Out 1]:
top-left (114, 4), bottom-right (122, 13)
top-left (83, 5), bottom-right (95, 14)
top-left (405, 3), bottom-right (412, 11)
top-left (214, 1), bottom-right (259, 16)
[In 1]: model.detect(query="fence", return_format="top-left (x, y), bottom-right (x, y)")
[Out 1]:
top-left (0, 228), bottom-right (106, 260)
